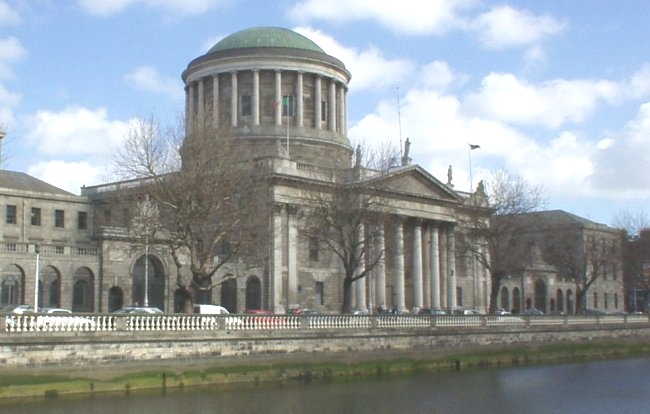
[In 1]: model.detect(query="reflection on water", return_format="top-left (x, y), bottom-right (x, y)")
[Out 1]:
top-left (2, 358), bottom-right (650, 414)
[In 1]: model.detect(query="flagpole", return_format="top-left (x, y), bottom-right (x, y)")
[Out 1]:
top-left (468, 143), bottom-right (473, 191)
top-left (468, 144), bottom-right (480, 191)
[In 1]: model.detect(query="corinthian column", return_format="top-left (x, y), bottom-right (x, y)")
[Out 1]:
top-left (394, 220), bottom-right (406, 312)
top-left (430, 224), bottom-right (441, 310)
top-left (271, 204), bottom-right (284, 313)
top-left (287, 204), bottom-right (298, 308)
top-left (375, 224), bottom-right (386, 310)
top-left (230, 71), bottom-right (238, 127)
top-left (328, 79), bottom-right (336, 132)
top-left (447, 226), bottom-right (457, 309)
top-left (197, 77), bottom-right (205, 130)
top-left (354, 224), bottom-right (367, 312)
top-left (296, 71), bottom-right (304, 128)
top-left (212, 75), bottom-right (219, 128)
top-left (314, 76), bottom-right (322, 130)
top-left (275, 70), bottom-right (282, 126)
top-left (412, 221), bottom-right (423, 311)
top-left (252, 69), bottom-right (260, 126)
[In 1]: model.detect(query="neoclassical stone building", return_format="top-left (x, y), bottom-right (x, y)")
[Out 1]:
top-left (496, 210), bottom-right (625, 314)
top-left (2, 27), bottom-right (495, 314)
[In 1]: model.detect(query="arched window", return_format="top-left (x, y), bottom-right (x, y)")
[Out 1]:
top-left (1, 265), bottom-right (24, 306)
top-left (132, 254), bottom-right (166, 311)
top-left (567, 290), bottom-right (574, 314)
top-left (534, 279), bottom-right (546, 313)
top-left (72, 267), bottom-right (94, 312)
top-left (512, 288), bottom-right (521, 314)
top-left (556, 289), bottom-right (564, 313)
top-left (500, 286), bottom-right (510, 311)
top-left (108, 286), bottom-right (123, 312)
top-left (221, 277), bottom-right (237, 313)
top-left (245, 276), bottom-right (262, 310)
top-left (73, 280), bottom-right (89, 310)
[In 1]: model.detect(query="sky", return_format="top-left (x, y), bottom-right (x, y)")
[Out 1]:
top-left (0, 0), bottom-right (649, 227)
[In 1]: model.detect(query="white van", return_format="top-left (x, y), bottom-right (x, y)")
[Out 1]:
top-left (193, 304), bottom-right (230, 315)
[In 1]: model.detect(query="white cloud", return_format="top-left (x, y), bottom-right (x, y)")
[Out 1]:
top-left (0, 1), bottom-right (21, 26)
top-left (77, 0), bottom-right (231, 17)
top-left (590, 102), bottom-right (650, 197)
top-left (470, 6), bottom-right (566, 49)
top-left (290, 0), bottom-right (471, 35)
top-left (465, 73), bottom-right (621, 128)
top-left (0, 36), bottom-right (26, 79)
top-left (124, 66), bottom-right (184, 100)
top-left (24, 106), bottom-right (129, 159)
top-left (294, 27), bottom-right (414, 91)
top-left (27, 160), bottom-right (105, 195)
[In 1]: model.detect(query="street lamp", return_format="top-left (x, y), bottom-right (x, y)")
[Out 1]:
top-left (34, 244), bottom-right (40, 313)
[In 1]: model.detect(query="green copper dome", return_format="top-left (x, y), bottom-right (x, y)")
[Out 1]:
top-left (208, 27), bottom-right (325, 54)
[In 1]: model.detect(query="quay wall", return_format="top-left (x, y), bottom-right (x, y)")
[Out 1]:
top-left (2, 314), bottom-right (650, 369)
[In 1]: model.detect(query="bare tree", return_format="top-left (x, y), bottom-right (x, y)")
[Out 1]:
top-left (113, 117), bottom-right (271, 309)
top-left (544, 230), bottom-right (622, 313)
top-left (461, 169), bottom-right (546, 313)
top-left (612, 211), bottom-right (650, 312)
top-left (301, 144), bottom-right (396, 313)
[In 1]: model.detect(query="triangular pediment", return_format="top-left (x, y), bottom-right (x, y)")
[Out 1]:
top-left (367, 165), bottom-right (461, 203)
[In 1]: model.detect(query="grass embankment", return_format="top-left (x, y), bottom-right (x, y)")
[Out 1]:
top-left (2, 340), bottom-right (650, 401)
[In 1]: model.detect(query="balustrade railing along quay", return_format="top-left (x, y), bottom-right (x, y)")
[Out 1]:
top-left (2, 313), bottom-right (648, 335)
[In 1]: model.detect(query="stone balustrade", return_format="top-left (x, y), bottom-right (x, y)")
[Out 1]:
top-left (3, 313), bottom-right (648, 335)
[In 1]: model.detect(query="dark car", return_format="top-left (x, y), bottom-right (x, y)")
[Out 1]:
top-left (520, 308), bottom-right (544, 316)
top-left (418, 308), bottom-right (447, 316)
top-left (113, 306), bottom-right (164, 314)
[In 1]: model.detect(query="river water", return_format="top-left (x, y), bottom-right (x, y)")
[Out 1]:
top-left (2, 358), bottom-right (650, 414)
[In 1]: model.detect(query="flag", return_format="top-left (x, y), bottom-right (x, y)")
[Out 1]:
top-left (469, 144), bottom-right (480, 150)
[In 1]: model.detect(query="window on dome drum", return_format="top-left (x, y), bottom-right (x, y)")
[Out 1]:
top-left (5, 205), bottom-right (16, 224)
top-left (282, 95), bottom-right (293, 117)
top-left (31, 207), bottom-right (41, 226)
top-left (321, 100), bottom-right (328, 122)
top-left (241, 95), bottom-right (251, 116)
top-left (77, 211), bottom-right (88, 230)
top-left (54, 209), bottom-right (65, 228)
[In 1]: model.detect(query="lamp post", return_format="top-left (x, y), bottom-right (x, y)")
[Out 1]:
top-left (144, 236), bottom-right (149, 307)
top-left (34, 244), bottom-right (40, 313)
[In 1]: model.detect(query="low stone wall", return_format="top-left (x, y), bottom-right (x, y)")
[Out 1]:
top-left (2, 322), bottom-right (649, 369)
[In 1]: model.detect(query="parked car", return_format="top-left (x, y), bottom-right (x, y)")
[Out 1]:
top-left (418, 308), bottom-right (447, 316)
top-left (520, 308), bottom-right (544, 316)
top-left (193, 304), bottom-right (242, 326)
top-left (583, 308), bottom-right (607, 315)
top-left (287, 307), bottom-right (319, 315)
top-left (0, 304), bottom-right (36, 314)
top-left (493, 308), bottom-right (512, 316)
top-left (113, 306), bottom-right (164, 314)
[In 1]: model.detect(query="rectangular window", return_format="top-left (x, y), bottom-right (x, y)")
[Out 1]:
top-left (321, 100), bottom-right (328, 121)
top-left (103, 209), bottom-right (111, 225)
top-left (5, 205), bottom-right (16, 224)
top-left (315, 281), bottom-right (324, 306)
top-left (77, 211), bottom-right (88, 230)
top-left (456, 287), bottom-right (463, 307)
top-left (31, 207), bottom-right (41, 226)
top-left (593, 292), bottom-right (598, 308)
top-left (282, 95), bottom-right (293, 117)
top-left (308, 236), bottom-right (319, 262)
top-left (55, 209), bottom-right (65, 228)
top-left (241, 95), bottom-right (252, 116)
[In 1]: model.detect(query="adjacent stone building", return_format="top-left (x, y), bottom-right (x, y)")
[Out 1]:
top-left (496, 210), bottom-right (625, 314)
